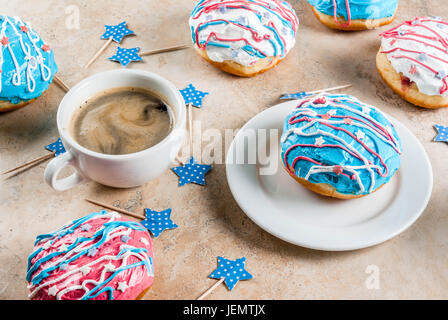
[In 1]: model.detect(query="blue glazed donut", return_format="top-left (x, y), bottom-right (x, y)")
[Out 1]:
top-left (307, 0), bottom-right (399, 31)
top-left (280, 93), bottom-right (402, 199)
top-left (0, 15), bottom-right (58, 111)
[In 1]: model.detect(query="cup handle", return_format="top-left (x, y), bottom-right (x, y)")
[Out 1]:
top-left (44, 151), bottom-right (89, 191)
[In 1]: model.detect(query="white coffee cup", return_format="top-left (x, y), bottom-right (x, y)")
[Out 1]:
top-left (44, 69), bottom-right (185, 191)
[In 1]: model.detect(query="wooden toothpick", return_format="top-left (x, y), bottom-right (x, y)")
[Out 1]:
top-left (85, 198), bottom-right (145, 220)
top-left (280, 84), bottom-right (352, 100)
top-left (85, 37), bottom-right (113, 69)
top-left (174, 103), bottom-right (193, 166)
top-left (175, 156), bottom-right (185, 166)
top-left (140, 44), bottom-right (190, 57)
top-left (53, 75), bottom-right (70, 92)
top-left (197, 278), bottom-right (225, 300)
top-left (188, 103), bottom-right (193, 155)
top-left (2, 152), bottom-right (55, 175)
top-left (307, 84), bottom-right (352, 95)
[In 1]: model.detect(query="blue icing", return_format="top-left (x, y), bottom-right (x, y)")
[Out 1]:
top-left (27, 210), bottom-right (154, 300)
top-left (307, 0), bottom-right (399, 20)
top-left (242, 44), bottom-right (267, 58)
top-left (82, 261), bottom-right (147, 300)
top-left (0, 15), bottom-right (57, 104)
top-left (280, 94), bottom-right (402, 196)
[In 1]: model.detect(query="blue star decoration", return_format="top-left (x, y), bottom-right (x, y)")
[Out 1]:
top-left (280, 91), bottom-right (313, 100)
top-left (180, 84), bottom-right (209, 108)
top-left (171, 157), bottom-right (212, 186)
top-left (209, 256), bottom-right (253, 291)
top-left (434, 124), bottom-right (448, 142)
top-left (100, 21), bottom-right (134, 43)
top-left (140, 208), bottom-right (178, 238)
top-left (45, 138), bottom-right (66, 156)
top-left (108, 46), bottom-right (142, 67)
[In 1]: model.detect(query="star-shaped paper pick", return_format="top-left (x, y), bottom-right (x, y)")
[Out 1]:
top-left (45, 138), bottom-right (66, 156)
top-left (140, 208), bottom-right (178, 238)
top-left (434, 124), bottom-right (448, 142)
top-left (180, 84), bottom-right (209, 108)
top-left (171, 157), bottom-right (212, 186)
top-left (280, 91), bottom-right (313, 100)
top-left (108, 46), bottom-right (142, 66)
top-left (209, 256), bottom-right (253, 291)
top-left (101, 21), bottom-right (134, 43)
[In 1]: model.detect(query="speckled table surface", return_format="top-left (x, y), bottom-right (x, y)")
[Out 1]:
top-left (1, 0), bottom-right (447, 300)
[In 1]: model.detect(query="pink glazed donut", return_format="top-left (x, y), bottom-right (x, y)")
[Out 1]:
top-left (26, 210), bottom-right (154, 300)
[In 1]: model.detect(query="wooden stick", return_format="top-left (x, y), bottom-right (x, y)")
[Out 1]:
top-left (140, 44), bottom-right (190, 57)
top-left (197, 278), bottom-right (225, 300)
top-left (85, 198), bottom-right (145, 220)
top-left (307, 84), bottom-right (352, 94)
top-left (85, 38), bottom-right (113, 69)
top-left (175, 156), bottom-right (184, 166)
top-left (53, 75), bottom-right (70, 92)
top-left (188, 103), bottom-right (193, 155)
top-left (2, 152), bottom-right (54, 175)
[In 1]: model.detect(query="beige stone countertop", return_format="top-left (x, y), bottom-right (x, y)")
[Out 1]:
top-left (1, 0), bottom-right (447, 299)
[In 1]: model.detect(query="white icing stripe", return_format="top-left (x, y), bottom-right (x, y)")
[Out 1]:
top-left (283, 110), bottom-right (401, 152)
top-left (0, 15), bottom-right (52, 95)
top-left (305, 165), bottom-right (365, 193)
top-left (282, 94), bottom-right (400, 193)
top-left (55, 249), bottom-right (152, 300)
top-left (291, 96), bottom-right (401, 150)
top-left (292, 120), bottom-right (377, 193)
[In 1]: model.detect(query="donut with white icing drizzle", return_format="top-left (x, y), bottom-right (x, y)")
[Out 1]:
top-left (281, 93), bottom-right (402, 199)
top-left (27, 210), bottom-right (154, 300)
top-left (377, 16), bottom-right (448, 108)
top-left (189, 0), bottom-right (299, 77)
top-left (0, 14), bottom-right (57, 112)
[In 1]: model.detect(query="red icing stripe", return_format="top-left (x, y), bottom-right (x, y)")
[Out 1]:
top-left (380, 17), bottom-right (448, 94)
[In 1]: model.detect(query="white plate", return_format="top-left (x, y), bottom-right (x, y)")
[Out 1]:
top-left (226, 101), bottom-right (433, 251)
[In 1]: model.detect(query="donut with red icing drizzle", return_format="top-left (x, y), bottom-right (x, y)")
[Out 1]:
top-left (189, 0), bottom-right (299, 76)
top-left (281, 93), bottom-right (402, 198)
top-left (377, 16), bottom-right (448, 108)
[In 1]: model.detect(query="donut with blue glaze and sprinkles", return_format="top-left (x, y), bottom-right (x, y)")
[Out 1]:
top-left (189, 0), bottom-right (299, 77)
top-left (0, 15), bottom-right (58, 112)
top-left (280, 93), bottom-right (402, 199)
top-left (307, 0), bottom-right (399, 31)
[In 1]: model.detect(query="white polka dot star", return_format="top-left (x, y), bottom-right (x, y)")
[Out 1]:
top-left (208, 256), bottom-right (253, 291)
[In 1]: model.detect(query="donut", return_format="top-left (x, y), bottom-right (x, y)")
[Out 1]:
top-left (0, 15), bottom-right (58, 112)
top-left (307, 0), bottom-right (399, 31)
top-left (280, 93), bottom-right (402, 199)
top-left (189, 0), bottom-right (299, 77)
top-left (26, 210), bottom-right (154, 300)
top-left (377, 16), bottom-right (448, 109)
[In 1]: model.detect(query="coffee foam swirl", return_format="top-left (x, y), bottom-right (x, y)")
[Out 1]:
top-left (71, 87), bottom-right (173, 155)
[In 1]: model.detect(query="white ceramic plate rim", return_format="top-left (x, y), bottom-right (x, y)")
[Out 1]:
top-left (226, 101), bottom-right (433, 251)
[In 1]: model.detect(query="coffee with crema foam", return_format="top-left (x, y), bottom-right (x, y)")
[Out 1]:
top-left (70, 87), bottom-right (174, 155)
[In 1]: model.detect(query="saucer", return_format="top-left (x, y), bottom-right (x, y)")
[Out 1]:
top-left (226, 101), bottom-right (433, 251)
